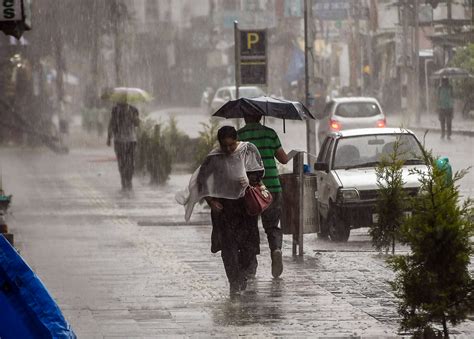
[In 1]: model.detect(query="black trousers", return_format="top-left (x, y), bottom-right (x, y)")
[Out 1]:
top-left (114, 141), bottom-right (136, 190)
top-left (439, 108), bottom-right (453, 138)
top-left (211, 198), bottom-right (259, 288)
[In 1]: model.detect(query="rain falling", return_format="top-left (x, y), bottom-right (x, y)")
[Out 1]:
top-left (0, 0), bottom-right (473, 337)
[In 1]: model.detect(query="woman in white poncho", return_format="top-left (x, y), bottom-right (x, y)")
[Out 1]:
top-left (176, 126), bottom-right (265, 295)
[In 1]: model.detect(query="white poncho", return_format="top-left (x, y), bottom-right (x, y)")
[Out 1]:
top-left (176, 141), bottom-right (264, 221)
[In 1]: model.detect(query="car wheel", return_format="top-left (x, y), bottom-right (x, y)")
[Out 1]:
top-left (327, 210), bottom-right (350, 242)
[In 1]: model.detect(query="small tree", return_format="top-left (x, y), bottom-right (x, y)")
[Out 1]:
top-left (370, 139), bottom-right (407, 254)
top-left (388, 151), bottom-right (474, 337)
top-left (450, 43), bottom-right (474, 116)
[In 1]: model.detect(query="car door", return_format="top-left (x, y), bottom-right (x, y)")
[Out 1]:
top-left (315, 136), bottom-right (334, 219)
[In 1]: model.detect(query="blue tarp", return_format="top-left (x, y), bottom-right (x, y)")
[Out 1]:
top-left (0, 235), bottom-right (76, 339)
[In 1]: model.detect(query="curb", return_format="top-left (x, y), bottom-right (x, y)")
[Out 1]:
top-left (408, 126), bottom-right (474, 137)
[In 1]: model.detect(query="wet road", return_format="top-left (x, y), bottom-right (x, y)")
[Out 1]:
top-left (147, 106), bottom-right (474, 198)
top-left (1, 112), bottom-right (473, 337)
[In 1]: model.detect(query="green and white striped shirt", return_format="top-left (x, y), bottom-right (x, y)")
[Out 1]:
top-left (238, 123), bottom-right (282, 193)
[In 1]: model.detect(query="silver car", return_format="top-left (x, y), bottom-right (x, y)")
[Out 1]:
top-left (209, 85), bottom-right (265, 114)
top-left (317, 97), bottom-right (386, 143)
top-left (314, 128), bottom-right (427, 242)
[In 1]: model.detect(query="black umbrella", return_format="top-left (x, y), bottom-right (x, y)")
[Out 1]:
top-left (213, 96), bottom-right (315, 120)
top-left (430, 67), bottom-right (473, 80)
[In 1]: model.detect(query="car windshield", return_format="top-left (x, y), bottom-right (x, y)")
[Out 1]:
top-left (332, 134), bottom-right (424, 170)
top-left (232, 87), bottom-right (265, 98)
top-left (335, 102), bottom-right (381, 118)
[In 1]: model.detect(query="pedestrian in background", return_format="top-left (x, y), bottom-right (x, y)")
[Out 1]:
top-left (176, 126), bottom-right (264, 296)
top-left (238, 113), bottom-right (290, 279)
top-left (106, 101), bottom-right (140, 191)
top-left (437, 77), bottom-right (454, 140)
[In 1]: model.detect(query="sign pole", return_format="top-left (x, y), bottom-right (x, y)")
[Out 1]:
top-left (234, 21), bottom-right (240, 100)
top-left (304, 0), bottom-right (317, 165)
top-left (298, 152), bottom-right (304, 256)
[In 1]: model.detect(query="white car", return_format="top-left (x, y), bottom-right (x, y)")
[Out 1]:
top-left (314, 128), bottom-right (427, 242)
top-left (317, 97), bottom-right (386, 143)
top-left (209, 86), bottom-right (265, 114)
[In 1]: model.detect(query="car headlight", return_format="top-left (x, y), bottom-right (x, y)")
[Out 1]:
top-left (337, 188), bottom-right (360, 202)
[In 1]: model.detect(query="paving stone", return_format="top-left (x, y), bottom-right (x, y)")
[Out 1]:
top-left (1, 146), bottom-right (473, 337)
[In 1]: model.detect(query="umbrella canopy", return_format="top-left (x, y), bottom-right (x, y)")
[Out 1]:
top-left (101, 87), bottom-right (152, 103)
top-left (213, 96), bottom-right (315, 120)
top-left (430, 67), bottom-right (473, 80)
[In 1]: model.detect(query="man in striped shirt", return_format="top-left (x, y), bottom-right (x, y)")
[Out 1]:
top-left (238, 113), bottom-right (290, 278)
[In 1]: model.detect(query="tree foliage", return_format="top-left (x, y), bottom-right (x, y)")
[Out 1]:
top-left (371, 139), bottom-right (407, 254)
top-left (450, 43), bottom-right (474, 102)
top-left (388, 151), bottom-right (474, 337)
top-left (135, 119), bottom-right (172, 185)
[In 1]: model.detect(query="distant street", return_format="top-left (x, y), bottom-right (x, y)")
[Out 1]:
top-left (147, 106), bottom-right (474, 198)
top-left (1, 110), bottom-right (473, 337)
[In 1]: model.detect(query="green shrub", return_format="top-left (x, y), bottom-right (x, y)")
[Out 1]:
top-left (147, 125), bottom-right (172, 185)
top-left (135, 119), bottom-right (154, 175)
top-left (135, 119), bottom-right (173, 184)
top-left (388, 151), bottom-right (474, 336)
top-left (371, 139), bottom-right (408, 254)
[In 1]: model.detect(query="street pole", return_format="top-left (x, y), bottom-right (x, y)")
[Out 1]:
top-left (304, 0), bottom-right (317, 164)
top-left (111, 0), bottom-right (123, 86)
top-left (446, 0), bottom-right (453, 60)
top-left (425, 58), bottom-right (433, 115)
top-left (234, 21), bottom-right (240, 100)
top-left (401, 0), bottom-right (409, 115)
top-left (414, 0), bottom-right (420, 122)
top-left (355, 0), bottom-right (362, 95)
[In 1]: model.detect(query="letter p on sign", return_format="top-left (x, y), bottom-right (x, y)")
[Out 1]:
top-left (247, 33), bottom-right (259, 50)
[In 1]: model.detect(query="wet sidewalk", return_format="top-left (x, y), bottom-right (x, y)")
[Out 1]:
top-left (2, 146), bottom-right (473, 338)
top-left (387, 110), bottom-right (474, 136)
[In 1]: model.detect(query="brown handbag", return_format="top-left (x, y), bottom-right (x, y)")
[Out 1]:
top-left (244, 184), bottom-right (273, 216)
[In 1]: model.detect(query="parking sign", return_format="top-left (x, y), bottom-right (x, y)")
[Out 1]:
top-left (239, 30), bottom-right (267, 85)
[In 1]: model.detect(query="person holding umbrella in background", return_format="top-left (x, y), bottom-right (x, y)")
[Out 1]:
top-left (105, 88), bottom-right (149, 191)
top-left (437, 77), bottom-right (454, 140)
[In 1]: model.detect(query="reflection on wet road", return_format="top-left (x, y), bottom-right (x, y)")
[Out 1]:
top-left (1, 144), bottom-right (472, 337)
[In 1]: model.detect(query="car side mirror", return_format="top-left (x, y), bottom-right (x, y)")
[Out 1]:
top-left (314, 162), bottom-right (329, 172)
